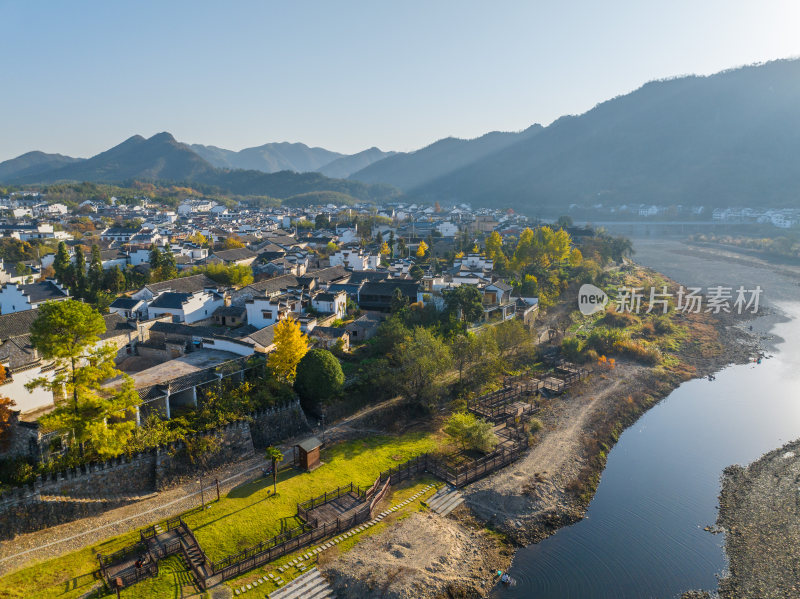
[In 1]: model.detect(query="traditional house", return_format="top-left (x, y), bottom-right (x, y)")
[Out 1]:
top-left (0, 280), bottom-right (69, 314)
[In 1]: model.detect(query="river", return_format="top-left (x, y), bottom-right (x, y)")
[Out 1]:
top-left (494, 239), bottom-right (800, 599)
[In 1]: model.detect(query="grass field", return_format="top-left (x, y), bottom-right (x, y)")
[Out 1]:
top-left (0, 431), bottom-right (441, 599)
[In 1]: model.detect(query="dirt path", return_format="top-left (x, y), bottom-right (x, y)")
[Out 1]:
top-left (464, 364), bottom-right (645, 544)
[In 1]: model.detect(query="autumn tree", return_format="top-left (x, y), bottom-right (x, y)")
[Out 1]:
top-left (187, 232), bottom-right (209, 247)
top-left (222, 235), bottom-right (245, 249)
top-left (0, 367), bottom-right (15, 449)
top-left (485, 231), bottom-right (505, 261)
top-left (28, 300), bottom-right (140, 459)
top-left (267, 317), bottom-right (309, 383)
top-left (415, 240), bottom-right (428, 258)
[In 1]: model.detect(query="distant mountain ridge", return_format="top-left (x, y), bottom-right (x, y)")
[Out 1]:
top-left (0, 132), bottom-right (400, 204)
top-left (349, 126), bottom-right (543, 190)
top-left (408, 59), bottom-right (800, 211)
top-left (0, 151), bottom-right (84, 181)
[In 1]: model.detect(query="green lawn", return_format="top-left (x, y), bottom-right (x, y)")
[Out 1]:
top-left (0, 431), bottom-right (440, 599)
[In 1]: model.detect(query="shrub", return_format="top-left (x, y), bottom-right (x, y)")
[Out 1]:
top-left (584, 327), bottom-right (625, 354)
top-left (639, 321), bottom-right (657, 339)
top-left (614, 339), bottom-right (661, 365)
top-left (444, 412), bottom-right (498, 453)
top-left (294, 349), bottom-right (345, 416)
top-left (561, 336), bottom-right (582, 362)
top-left (653, 316), bottom-right (675, 335)
top-left (599, 309), bottom-right (639, 329)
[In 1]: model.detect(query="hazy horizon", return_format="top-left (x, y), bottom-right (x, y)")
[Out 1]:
top-left (2, 0), bottom-right (800, 162)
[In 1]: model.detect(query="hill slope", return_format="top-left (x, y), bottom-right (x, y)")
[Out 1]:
top-left (413, 59), bottom-right (800, 211)
top-left (2, 133), bottom-right (400, 203)
top-left (0, 151), bottom-right (83, 181)
top-left (349, 126), bottom-right (543, 190)
top-left (191, 141), bottom-right (343, 173)
top-left (317, 147), bottom-right (396, 178)
top-left (14, 133), bottom-right (216, 184)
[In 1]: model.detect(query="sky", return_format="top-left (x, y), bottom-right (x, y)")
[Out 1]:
top-left (1, 0), bottom-right (800, 161)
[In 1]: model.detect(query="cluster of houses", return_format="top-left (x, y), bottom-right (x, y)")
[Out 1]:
top-left (0, 193), bottom-right (540, 457)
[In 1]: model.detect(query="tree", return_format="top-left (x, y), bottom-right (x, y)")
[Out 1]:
top-left (409, 264), bottom-right (424, 281)
top-left (415, 240), bottom-right (428, 258)
top-left (388, 231), bottom-right (395, 258)
top-left (104, 265), bottom-right (126, 294)
top-left (267, 317), bottom-right (308, 383)
top-left (73, 245), bottom-right (86, 298)
top-left (88, 244), bottom-right (104, 301)
top-left (397, 237), bottom-right (407, 257)
top-left (28, 300), bottom-right (140, 458)
top-left (149, 244), bottom-right (163, 273)
top-left (443, 411), bottom-right (498, 453)
top-left (157, 250), bottom-right (177, 282)
top-left (314, 213), bottom-right (330, 230)
top-left (556, 215), bottom-right (573, 229)
top-left (393, 327), bottom-right (451, 409)
top-left (485, 231), bottom-right (505, 261)
top-left (53, 241), bottom-right (73, 286)
top-left (375, 230), bottom-right (383, 244)
top-left (390, 287), bottom-right (409, 313)
top-left (266, 446), bottom-right (283, 494)
top-left (380, 242), bottom-right (390, 256)
top-left (294, 349), bottom-right (344, 415)
top-left (0, 367), bottom-right (15, 449)
top-left (222, 235), bottom-right (245, 249)
top-left (443, 285), bottom-right (484, 323)
top-left (187, 232), bottom-right (209, 247)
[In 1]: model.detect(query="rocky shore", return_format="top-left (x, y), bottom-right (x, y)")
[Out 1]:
top-left (716, 438), bottom-right (800, 598)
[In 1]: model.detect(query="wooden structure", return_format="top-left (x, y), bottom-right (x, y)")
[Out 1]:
top-left (295, 436), bottom-right (322, 472)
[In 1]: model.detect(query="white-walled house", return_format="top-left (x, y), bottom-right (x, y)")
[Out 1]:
top-left (146, 290), bottom-right (224, 324)
top-left (0, 280), bottom-right (69, 314)
top-left (329, 249), bottom-right (379, 271)
top-left (311, 290), bottom-right (347, 319)
top-left (245, 293), bottom-right (303, 329)
top-left (435, 221), bottom-right (459, 237)
top-left (0, 310), bottom-right (56, 413)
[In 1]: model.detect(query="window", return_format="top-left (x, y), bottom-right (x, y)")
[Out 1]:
top-left (262, 310), bottom-right (272, 319)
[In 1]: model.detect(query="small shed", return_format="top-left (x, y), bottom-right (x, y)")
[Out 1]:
top-left (295, 436), bottom-right (322, 471)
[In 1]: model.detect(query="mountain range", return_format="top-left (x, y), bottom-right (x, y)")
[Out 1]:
top-left (3, 59), bottom-right (800, 211)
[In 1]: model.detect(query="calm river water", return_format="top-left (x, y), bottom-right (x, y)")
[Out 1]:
top-left (494, 239), bottom-right (800, 599)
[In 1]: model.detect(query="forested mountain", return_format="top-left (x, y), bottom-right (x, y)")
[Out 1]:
top-left (2, 132), bottom-right (400, 203)
top-left (410, 59), bottom-right (800, 211)
top-left (0, 151), bottom-right (84, 181)
top-left (12, 133), bottom-right (216, 184)
top-left (190, 141), bottom-right (343, 173)
top-left (317, 147), bottom-right (396, 178)
top-left (348, 126), bottom-right (543, 190)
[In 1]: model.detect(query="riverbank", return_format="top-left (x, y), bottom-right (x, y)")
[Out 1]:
top-left (716, 438), bottom-right (800, 598)
top-left (318, 267), bottom-right (766, 597)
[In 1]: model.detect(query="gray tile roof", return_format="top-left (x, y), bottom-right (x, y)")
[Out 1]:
top-left (145, 274), bottom-right (218, 295)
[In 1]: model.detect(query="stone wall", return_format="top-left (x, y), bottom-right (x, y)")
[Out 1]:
top-left (249, 400), bottom-right (310, 449)
top-left (0, 400), bottom-right (310, 540)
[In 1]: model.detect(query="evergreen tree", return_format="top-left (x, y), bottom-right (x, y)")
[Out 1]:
top-left (73, 246), bottom-right (86, 298)
top-left (149, 243), bottom-right (163, 280)
top-left (388, 231), bottom-right (395, 258)
top-left (88, 245), bottom-right (104, 300)
top-left (53, 241), bottom-right (72, 285)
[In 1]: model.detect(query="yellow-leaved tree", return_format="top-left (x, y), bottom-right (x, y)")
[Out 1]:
top-left (267, 317), bottom-right (309, 383)
top-left (416, 240), bottom-right (429, 258)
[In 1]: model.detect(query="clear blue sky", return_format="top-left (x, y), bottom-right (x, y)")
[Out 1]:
top-left (1, 0), bottom-right (799, 161)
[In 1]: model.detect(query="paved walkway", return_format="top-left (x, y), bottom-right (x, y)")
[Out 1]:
top-left (0, 455), bottom-right (267, 576)
top-left (0, 394), bottom-right (407, 576)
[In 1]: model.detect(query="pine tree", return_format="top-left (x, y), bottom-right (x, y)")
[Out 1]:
top-left (267, 317), bottom-right (309, 383)
top-left (53, 241), bottom-right (72, 285)
top-left (73, 246), bottom-right (87, 298)
top-left (88, 245), bottom-right (104, 301)
top-left (149, 244), bottom-right (163, 281)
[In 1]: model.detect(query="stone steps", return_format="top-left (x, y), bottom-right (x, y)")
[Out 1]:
top-left (425, 486), bottom-right (464, 516)
top-left (269, 568), bottom-right (332, 599)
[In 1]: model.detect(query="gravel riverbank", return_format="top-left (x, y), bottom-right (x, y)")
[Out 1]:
top-left (717, 438), bottom-right (800, 598)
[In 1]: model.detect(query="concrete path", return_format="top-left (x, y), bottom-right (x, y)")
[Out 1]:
top-left (425, 486), bottom-right (464, 517)
top-left (268, 568), bottom-right (332, 599)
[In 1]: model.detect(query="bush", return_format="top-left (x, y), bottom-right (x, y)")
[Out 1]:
top-left (584, 327), bottom-right (625, 354)
top-left (614, 339), bottom-right (661, 365)
top-left (294, 349), bottom-right (345, 416)
top-left (653, 316), bottom-right (675, 335)
top-left (599, 310), bottom-right (639, 329)
top-left (443, 412), bottom-right (498, 453)
top-left (561, 336), bottom-right (582, 362)
top-left (639, 321), bottom-right (657, 339)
